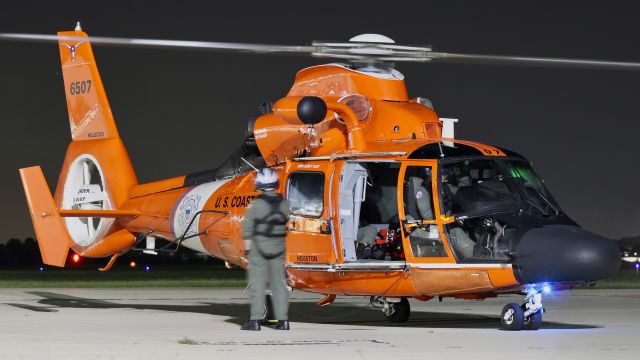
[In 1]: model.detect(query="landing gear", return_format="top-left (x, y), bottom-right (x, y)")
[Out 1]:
top-left (501, 303), bottom-right (524, 330)
top-left (370, 296), bottom-right (410, 323)
top-left (523, 309), bottom-right (542, 330)
top-left (521, 289), bottom-right (543, 330)
top-left (500, 288), bottom-right (544, 331)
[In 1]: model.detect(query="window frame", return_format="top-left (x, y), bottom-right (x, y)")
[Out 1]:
top-left (285, 171), bottom-right (325, 219)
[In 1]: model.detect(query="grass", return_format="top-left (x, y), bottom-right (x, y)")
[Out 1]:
top-left (590, 269), bottom-right (640, 289)
top-left (0, 266), bottom-right (247, 288)
top-left (178, 337), bottom-right (201, 345)
top-left (0, 265), bottom-right (638, 289)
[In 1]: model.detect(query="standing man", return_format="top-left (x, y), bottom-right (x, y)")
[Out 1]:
top-left (241, 168), bottom-right (291, 331)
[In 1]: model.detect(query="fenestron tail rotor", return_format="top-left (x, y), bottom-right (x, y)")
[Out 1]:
top-left (1, 27), bottom-right (640, 71)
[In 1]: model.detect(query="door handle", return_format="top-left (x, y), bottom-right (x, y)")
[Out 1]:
top-left (359, 175), bottom-right (367, 202)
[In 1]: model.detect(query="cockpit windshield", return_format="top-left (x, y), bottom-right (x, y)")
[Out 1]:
top-left (504, 160), bottom-right (559, 215)
top-left (438, 157), bottom-right (564, 263)
top-left (441, 159), bottom-right (519, 217)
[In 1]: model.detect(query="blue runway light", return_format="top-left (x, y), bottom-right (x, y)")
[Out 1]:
top-left (636, 263), bottom-right (639, 270)
top-left (145, 266), bottom-right (150, 271)
top-left (542, 284), bottom-right (552, 294)
top-left (39, 267), bottom-right (44, 272)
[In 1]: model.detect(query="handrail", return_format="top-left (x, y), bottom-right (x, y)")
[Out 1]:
top-left (293, 151), bottom-right (406, 162)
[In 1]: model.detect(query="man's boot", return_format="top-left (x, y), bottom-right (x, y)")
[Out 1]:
top-left (240, 320), bottom-right (261, 331)
top-left (272, 320), bottom-right (290, 330)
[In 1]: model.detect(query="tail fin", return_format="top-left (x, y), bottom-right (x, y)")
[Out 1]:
top-left (58, 25), bottom-right (118, 140)
top-left (20, 25), bottom-right (139, 262)
top-left (20, 166), bottom-right (70, 267)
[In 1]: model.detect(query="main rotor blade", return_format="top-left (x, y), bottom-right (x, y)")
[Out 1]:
top-left (428, 51), bottom-right (640, 71)
top-left (2, 32), bottom-right (640, 71)
top-left (0, 33), bottom-right (316, 55)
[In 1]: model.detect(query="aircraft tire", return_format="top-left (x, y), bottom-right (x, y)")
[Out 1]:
top-left (385, 297), bottom-right (410, 323)
top-left (501, 303), bottom-right (524, 331)
top-left (523, 308), bottom-right (542, 330)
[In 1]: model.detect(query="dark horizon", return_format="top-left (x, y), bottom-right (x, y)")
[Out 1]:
top-left (1, 1), bottom-right (639, 243)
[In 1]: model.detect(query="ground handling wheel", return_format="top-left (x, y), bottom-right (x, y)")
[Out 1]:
top-left (501, 303), bottom-right (524, 331)
top-left (385, 297), bottom-right (411, 323)
top-left (523, 307), bottom-right (542, 330)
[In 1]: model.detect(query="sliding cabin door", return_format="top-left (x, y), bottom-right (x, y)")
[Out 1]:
top-left (337, 162), bottom-right (368, 262)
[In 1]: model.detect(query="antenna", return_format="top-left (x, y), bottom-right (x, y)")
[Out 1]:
top-left (240, 157), bottom-right (258, 171)
top-left (437, 142), bottom-right (445, 158)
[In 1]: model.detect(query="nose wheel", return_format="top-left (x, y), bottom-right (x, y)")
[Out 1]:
top-left (500, 288), bottom-right (544, 331)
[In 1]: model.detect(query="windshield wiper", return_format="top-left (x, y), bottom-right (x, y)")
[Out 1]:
top-left (526, 185), bottom-right (560, 216)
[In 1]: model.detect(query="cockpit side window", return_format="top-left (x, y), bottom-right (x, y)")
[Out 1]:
top-left (439, 159), bottom-right (520, 263)
top-left (403, 167), bottom-right (435, 222)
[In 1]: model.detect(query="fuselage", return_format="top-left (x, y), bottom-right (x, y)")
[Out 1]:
top-left (69, 138), bottom-right (619, 299)
top-left (53, 62), bottom-right (619, 299)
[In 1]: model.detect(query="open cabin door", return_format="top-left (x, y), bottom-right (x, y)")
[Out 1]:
top-left (399, 160), bottom-right (455, 263)
top-left (284, 162), bottom-right (337, 266)
top-left (338, 162), bottom-right (368, 262)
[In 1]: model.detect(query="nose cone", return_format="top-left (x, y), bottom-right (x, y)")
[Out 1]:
top-left (515, 225), bottom-right (621, 284)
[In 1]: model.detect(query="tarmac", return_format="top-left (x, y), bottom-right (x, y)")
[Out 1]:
top-left (0, 287), bottom-right (638, 359)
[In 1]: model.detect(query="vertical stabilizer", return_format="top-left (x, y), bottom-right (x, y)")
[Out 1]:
top-left (58, 27), bottom-right (118, 140)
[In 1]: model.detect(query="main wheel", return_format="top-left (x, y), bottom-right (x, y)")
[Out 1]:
top-left (501, 303), bottom-right (524, 331)
top-left (523, 309), bottom-right (542, 330)
top-left (385, 297), bottom-right (410, 323)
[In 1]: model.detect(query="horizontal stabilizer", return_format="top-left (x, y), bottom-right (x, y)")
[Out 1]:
top-left (19, 166), bottom-right (71, 267)
top-left (58, 209), bottom-right (139, 218)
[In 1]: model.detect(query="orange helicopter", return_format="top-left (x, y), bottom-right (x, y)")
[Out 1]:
top-left (3, 24), bottom-right (628, 331)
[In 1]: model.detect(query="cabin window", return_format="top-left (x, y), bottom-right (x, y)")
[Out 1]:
top-left (287, 172), bottom-right (324, 217)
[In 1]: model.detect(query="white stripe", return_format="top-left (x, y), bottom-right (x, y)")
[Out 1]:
top-left (286, 263), bottom-right (333, 271)
top-left (286, 262), bottom-right (512, 271)
top-left (409, 263), bottom-right (512, 269)
top-left (335, 262), bottom-right (405, 270)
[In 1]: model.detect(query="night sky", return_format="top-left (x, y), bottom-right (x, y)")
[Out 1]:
top-left (1, 1), bottom-right (639, 242)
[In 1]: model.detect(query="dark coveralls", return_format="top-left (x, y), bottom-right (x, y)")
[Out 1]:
top-left (242, 191), bottom-right (290, 321)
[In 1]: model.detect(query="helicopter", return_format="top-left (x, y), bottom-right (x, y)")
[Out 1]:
top-left (4, 24), bottom-right (626, 331)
